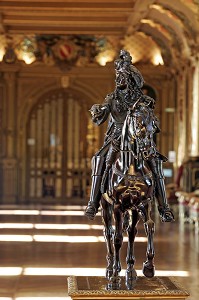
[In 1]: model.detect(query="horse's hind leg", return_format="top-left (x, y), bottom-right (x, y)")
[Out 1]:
top-left (101, 198), bottom-right (114, 279)
top-left (141, 202), bottom-right (155, 278)
top-left (125, 210), bottom-right (138, 289)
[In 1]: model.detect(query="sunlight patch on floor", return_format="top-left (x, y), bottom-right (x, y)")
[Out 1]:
top-left (0, 210), bottom-right (40, 215)
top-left (0, 223), bottom-right (103, 230)
top-left (0, 266), bottom-right (188, 277)
top-left (0, 267), bottom-right (22, 276)
top-left (0, 234), bottom-right (147, 243)
top-left (0, 223), bottom-right (104, 230)
top-left (0, 235), bottom-right (33, 242)
top-left (0, 210), bottom-right (87, 216)
top-left (0, 223), bottom-right (34, 229)
top-left (23, 267), bottom-right (189, 277)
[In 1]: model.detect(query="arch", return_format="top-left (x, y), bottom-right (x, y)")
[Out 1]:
top-left (148, 3), bottom-right (194, 56)
top-left (139, 23), bottom-right (174, 65)
top-left (158, 0), bottom-right (198, 36)
top-left (18, 78), bottom-right (103, 134)
top-left (23, 88), bottom-right (99, 202)
top-left (17, 79), bottom-right (103, 202)
top-left (126, 0), bottom-right (198, 65)
top-left (147, 9), bottom-right (185, 53)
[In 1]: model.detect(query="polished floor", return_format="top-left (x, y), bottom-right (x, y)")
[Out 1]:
top-left (0, 202), bottom-right (198, 300)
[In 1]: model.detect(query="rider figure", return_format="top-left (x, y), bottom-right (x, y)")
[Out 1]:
top-left (85, 50), bottom-right (174, 223)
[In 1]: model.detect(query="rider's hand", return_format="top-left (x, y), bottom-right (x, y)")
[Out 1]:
top-left (89, 104), bottom-right (103, 117)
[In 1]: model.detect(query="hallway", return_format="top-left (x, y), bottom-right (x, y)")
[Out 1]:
top-left (0, 203), bottom-right (198, 300)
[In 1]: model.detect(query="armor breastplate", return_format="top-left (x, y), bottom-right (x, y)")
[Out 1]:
top-left (110, 92), bottom-right (128, 123)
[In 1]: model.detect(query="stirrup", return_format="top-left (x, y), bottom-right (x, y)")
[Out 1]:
top-left (85, 202), bottom-right (98, 220)
top-left (158, 206), bottom-right (175, 222)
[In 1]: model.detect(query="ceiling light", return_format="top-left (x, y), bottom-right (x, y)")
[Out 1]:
top-left (21, 53), bottom-right (36, 64)
top-left (0, 48), bottom-right (5, 61)
top-left (152, 51), bottom-right (164, 65)
top-left (96, 49), bottom-right (116, 66)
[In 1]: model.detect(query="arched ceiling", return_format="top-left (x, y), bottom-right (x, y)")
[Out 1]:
top-left (125, 0), bottom-right (199, 65)
top-left (0, 0), bottom-right (198, 67)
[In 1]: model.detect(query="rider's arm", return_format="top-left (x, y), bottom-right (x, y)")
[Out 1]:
top-left (89, 94), bottom-right (112, 126)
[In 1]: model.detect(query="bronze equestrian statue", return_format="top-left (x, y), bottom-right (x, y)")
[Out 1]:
top-left (85, 50), bottom-right (174, 224)
top-left (85, 50), bottom-right (175, 289)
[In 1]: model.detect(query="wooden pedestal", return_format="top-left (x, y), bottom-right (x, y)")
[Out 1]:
top-left (67, 276), bottom-right (189, 300)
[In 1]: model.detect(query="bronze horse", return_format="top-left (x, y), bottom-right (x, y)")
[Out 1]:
top-left (101, 103), bottom-right (156, 290)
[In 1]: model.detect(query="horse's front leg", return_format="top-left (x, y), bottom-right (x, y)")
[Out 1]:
top-left (141, 202), bottom-right (155, 278)
top-left (101, 197), bottom-right (114, 280)
top-left (113, 204), bottom-right (123, 276)
top-left (108, 203), bottom-right (123, 290)
top-left (125, 209), bottom-right (138, 289)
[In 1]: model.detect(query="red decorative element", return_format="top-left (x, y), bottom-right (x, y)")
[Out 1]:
top-left (55, 41), bottom-right (77, 61)
top-left (59, 44), bottom-right (72, 59)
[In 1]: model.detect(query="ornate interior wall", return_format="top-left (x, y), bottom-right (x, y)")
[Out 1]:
top-left (0, 1), bottom-right (198, 202)
top-left (0, 63), bottom-right (114, 203)
top-left (0, 61), bottom-right (182, 204)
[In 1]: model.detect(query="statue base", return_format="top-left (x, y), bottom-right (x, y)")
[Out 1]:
top-left (67, 276), bottom-right (189, 300)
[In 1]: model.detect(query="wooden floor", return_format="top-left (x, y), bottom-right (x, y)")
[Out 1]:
top-left (0, 202), bottom-right (198, 300)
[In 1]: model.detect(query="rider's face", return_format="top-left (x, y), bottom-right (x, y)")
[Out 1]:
top-left (115, 71), bottom-right (128, 90)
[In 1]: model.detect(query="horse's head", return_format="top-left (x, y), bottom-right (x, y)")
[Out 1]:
top-left (121, 103), bottom-right (157, 159)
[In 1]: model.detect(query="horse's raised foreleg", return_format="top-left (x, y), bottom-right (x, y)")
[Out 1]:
top-left (101, 198), bottom-right (114, 279)
top-left (125, 209), bottom-right (138, 289)
top-left (108, 203), bottom-right (123, 290)
top-left (141, 202), bottom-right (155, 278)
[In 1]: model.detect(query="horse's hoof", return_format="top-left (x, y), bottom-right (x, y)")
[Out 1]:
top-left (142, 262), bottom-right (155, 278)
top-left (125, 269), bottom-right (137, 290)
top-left (126, 280), bottom-right (136, 290)
top-left (159, 206), bottom-right (175, 222)
top-left (107, 276), bottom-right (121, 290)
top-left (107, 282), bottom-right (121, 290)
top-left (126, 268), bottom-right (137, 282)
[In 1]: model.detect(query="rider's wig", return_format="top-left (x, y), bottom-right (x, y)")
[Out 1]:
top-left (115, 50), bottom-right (145, 89)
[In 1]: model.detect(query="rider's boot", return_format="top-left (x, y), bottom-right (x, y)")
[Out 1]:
top-left (148, 158), bottom-right (175, 222)
top-left (85, 156), bottom-right (105, 220)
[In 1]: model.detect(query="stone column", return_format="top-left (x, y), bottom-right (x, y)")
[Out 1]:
top-left (176, 67), bottom-right (188, 167)
top-left (66, 95), bottom-right (74, 197)
top-left (183, 59), bottom-right (199, 191)
top-left (190, 60), bottom-right (199, 157)
top-left (181, 57), bottom-right (199, 191)
top-left (0, 69), bottom-right (18, 203)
